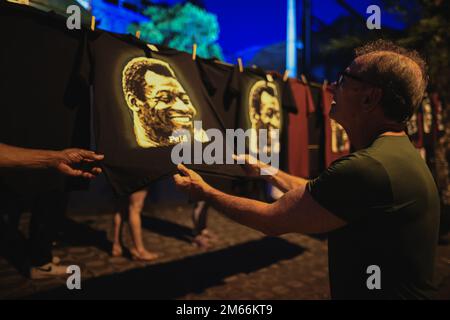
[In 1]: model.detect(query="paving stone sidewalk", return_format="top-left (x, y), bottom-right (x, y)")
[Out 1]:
top-left (0, 205), bottom-right (449, 300)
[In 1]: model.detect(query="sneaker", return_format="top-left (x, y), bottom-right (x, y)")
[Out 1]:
top-left (30, 262), bottom-right (69, 280)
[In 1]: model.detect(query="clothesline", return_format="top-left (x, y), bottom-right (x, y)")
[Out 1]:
top-left (90, 15), bottom-right (331, 91)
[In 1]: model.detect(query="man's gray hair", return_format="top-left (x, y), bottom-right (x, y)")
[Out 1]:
top-left (355, 39), bottom-right (428, 123)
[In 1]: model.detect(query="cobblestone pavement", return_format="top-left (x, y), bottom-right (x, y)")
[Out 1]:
top-left (0, 204), bottom-right (449, 300)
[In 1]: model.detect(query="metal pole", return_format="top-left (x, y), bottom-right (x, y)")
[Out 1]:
top-left (286, 0), bottom-right (297, 77)
top-left (302, 0), bottom-right (311, 74)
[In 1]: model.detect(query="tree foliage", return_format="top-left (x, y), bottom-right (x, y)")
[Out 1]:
top-left (321, 0), bottom-right (449, 100)
top-left (128, 2), bottom-right (223, 60)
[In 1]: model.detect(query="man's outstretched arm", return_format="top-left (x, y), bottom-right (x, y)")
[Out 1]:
top-left (174, 164), bottom-right (346, 235)
top-left (265, 169), bottom-right (309, 193)
top-left (0, 143), bottom-right (59, 169)
top-left (234, 154), bottom-right (307, 192)
top-left (0, 143), bottom-right (104, 179)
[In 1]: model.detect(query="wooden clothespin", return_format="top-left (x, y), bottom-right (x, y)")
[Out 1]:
top-left (8, 0), bottom-right (29, 5)
top-left (300, 74), bottom-right (308, 85)
top-left (237, 58), bottom-right (244, 73)
top-left (90, 16), bottom-right (96, 32)
top-left (322, 79), bottom-right (329, 89)
top-left (147, 44), bottom-right (159, 52)
top-left (282, 70), bottom-right (290, 82)
top-left (192, 43), bottom-right (197, 61)
top-left (135, 30), bottom-right (141, 39)
top-left (215, 60), bottom-right (234, 67)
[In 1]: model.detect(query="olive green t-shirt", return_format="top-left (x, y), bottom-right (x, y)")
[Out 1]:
top-left (308, 135), bottom-right (440, 300)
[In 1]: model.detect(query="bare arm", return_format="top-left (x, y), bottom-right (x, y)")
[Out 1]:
top-left (174, 164), bottom-right (346, 235)
top-left (0, 143), bottom-right (104, 178)
top-left (0, 143), bottom-right (60, 169)
top-left (265, 169), bottom-right (309, 193)
top-left (234, 154), bottom-right (307, 192)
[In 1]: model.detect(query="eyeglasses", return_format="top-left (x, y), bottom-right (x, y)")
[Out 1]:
top-left (337, 70), bottom-right (378, 88)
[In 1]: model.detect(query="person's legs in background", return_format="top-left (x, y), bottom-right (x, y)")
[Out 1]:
top-left (112, 189), bottom-right (158, 261)
top-left (0, 193), bottom-right (28, 275)
top-left (29, 192), bottom-right (69, 279)
top-left (112, 209), bottom-right (124, 257)
top-left (192, 201), bottom-right (218, 248)
top-left (192, 201), bottom-right (208, 236)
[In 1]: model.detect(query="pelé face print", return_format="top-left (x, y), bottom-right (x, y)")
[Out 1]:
top-left (248, 80), bottom-right (281, 153)
top-left (122, 57), bottom-right (202, 148)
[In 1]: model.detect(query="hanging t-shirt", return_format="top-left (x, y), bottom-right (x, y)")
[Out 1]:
top-left (430, 93), bottom-right (445, 140)
top-left (195, 58), bottom-right (255, 194)
top-left (308, 85), bottom-right (325, 178)
top-left (267, 72), bottom-right (298, 173)
top-left (287, 79), bottom-right (315, 178)
top-left (229, 66), bottom-right (286, 161)
top-left (0, 1), bottom-right (91, 194)
top-left (420, 93), bottom-right (435, 163)
top-left (421, 94), bottom-right (434, 142)
top-left (406, 107), bottom-right (424, 148)
top-left (321, 85), bottom-right (350, 168)
top-left (87, 32), bottom-right (245, 195)
top-left (195, 58), bottom-right (239, 130)
top-left (226, 67), bottom-right (290, 201)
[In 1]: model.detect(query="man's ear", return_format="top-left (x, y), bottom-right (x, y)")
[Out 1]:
top-left (125, 93), bottom-right (140, 112)
top-left (362, 87), bottom-right (382, 112)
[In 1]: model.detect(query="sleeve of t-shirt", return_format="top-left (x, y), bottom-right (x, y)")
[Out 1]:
top-left (307, 153), bottom-right (392, 223)
top-left (196, 59), bottom-right (216, 95)
top-left (227, 65), bottom-right (241, 96)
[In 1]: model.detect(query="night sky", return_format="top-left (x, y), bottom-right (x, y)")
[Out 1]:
top-left (152, 0), bottom-right (407, 56)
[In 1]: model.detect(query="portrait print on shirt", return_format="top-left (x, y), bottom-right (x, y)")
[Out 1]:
top-left (248, 80), bottom-right (281, 155)
top-left (89, 32), bottom-right (246, 195)
top-left (122, 57), bottom-right (208, 148)
top-left (331, 120), bottom-right (350, 153)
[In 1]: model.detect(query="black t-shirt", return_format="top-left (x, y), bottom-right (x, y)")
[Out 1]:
top-left (0, 1), bottom-right (91, 194)
top-left (229, 67), bottom-right (290, 158)
top-left (308, 135), bottom-right (440, 299)
top-left (269, 72), bottom-right (297, 172)
top-left (194, 58), bottom-right (246, 194)
top-left (196, 58), bottom-right (239, 130)
top-left (197, 62), bottom-right (296, 164)
top-left (87, 32), bottom-right (245, 195)
top-left (227, 67), bottom-right (295, 199)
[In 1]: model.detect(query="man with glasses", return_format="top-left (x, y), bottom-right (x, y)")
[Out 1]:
top-left (173, 39), bottom-right (440, 299)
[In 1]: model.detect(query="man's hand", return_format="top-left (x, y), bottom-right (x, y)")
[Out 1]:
top-left (173, 164), bottom-right (213, 201)
top-left (233, 154), bottom-right (271, 177)
top-left (53, 148), bottom-right (104, 179)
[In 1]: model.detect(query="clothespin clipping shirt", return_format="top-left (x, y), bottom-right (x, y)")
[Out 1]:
top-left (283, 70), bottom-right (290, 82)
top-left (192, 43), bottom-right (197, 61)
top-left (237, 58), bottom-right (244, 73)
top-left (90, 16), bottom-right (96, 31)
top-left (301, 74), bottom-right (308, 84)
top-left (323, 79), bottom-right (329, 89)
top-left (147, 44), bottom-right (159, 52)
top-left (7, 0), bottom-right (29, 5)
top-left (135, 30), bottom-right (141, 39)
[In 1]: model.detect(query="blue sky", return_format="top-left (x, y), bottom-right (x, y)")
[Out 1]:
top-left (152, 0), bottom-right (407, 55)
